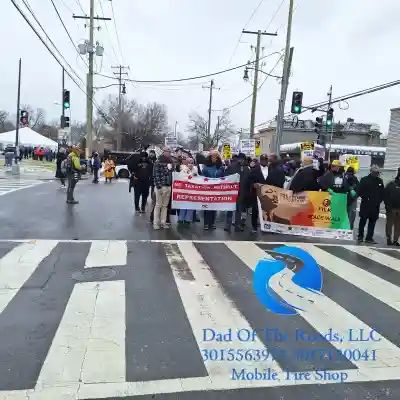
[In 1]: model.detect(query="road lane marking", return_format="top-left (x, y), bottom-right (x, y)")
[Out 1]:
top-left (84, 240), bottom-right (127, 268)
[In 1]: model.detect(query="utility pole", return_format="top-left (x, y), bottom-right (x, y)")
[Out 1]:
top-left (242, 30), bottom-right (277, 138)
top-left (326, 85), bottom-right (333, 163)
top-left (274, 0), bottom-right (295, 158)
top-left (112, 65), bottom-right (129, 150)
top-left (61, 68), bottom-right (65, 128)
top-left (13, 58), bottom-right (22, 175)
top-left (73, 3), bottom-right (111, 158)
top-left (174, 121), bottom-right (178, 137)
top-left (203, 80), bottom-right (220, 146)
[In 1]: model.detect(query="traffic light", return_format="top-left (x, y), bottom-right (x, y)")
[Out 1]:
top-left (315, 117), bottom-right (325, 145)
top-left (20, 110), bottom-right (28, 126)
top-left (326, 108), bottom-right (334, 127)
top-left (291, 91), bottom-right (303, 114)
top-left (63, 90), bottom-right (70, 109)
top-left (61, 115), bottom-right (70, 128)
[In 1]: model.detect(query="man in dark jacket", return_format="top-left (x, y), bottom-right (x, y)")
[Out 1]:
top-left (244, 154), bottom-right (285, 233)
top-left (357, 165), bottom-right (385, 244)
top-left (224, 153), bottom-right (250, 232)
top-left (318, 160), bottom-right (349, 194)
top-left (91, 152), bottom-right (101, 184)
top-left (384, 167), bottom-right (400, 245)
top-left (288, 156), bottom-right (323, 193)
top-left (131, 152), bottom-right (153, 213)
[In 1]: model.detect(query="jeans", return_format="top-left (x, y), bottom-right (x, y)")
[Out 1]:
top-left (225, 204), bottom-right (242, 229)
top-left (154, 186), bottom-right (172, 227)
top-left (134, 184), bottom-right (150, 211)
top-left (66, 175), bottom-right (77, 201)
top-left (358, 216), bottom-right (377, 241)
top-left (92, 168), bottom-right (99, 183)
top-left (204, 210), bottom-right (216, 228)
top-left (386, 209), bottom-right (400, 242)
top-left (179, 209), bottom-right (194, 222)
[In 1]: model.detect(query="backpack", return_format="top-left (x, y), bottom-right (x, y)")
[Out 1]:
top-left (60, 157), bottom-right (71, 175)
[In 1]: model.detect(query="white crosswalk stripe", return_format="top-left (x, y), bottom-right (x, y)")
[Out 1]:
top-left (0, 240), bottom-right (399, 399)
top-left (0, 179), bottom-right (46, 196)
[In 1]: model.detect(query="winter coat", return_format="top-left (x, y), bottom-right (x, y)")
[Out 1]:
top-left (384, 178), bottom-right (400, 210)
top-left (202, 164), bottom-right (224, 178)
top-left (288, 164), bottom-right (321, 193)
top-left (358, 174), bottom-right (385, 218)
top-left (153, 155), bottom-right (173, 188)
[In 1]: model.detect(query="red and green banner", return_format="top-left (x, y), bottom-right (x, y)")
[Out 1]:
top-left (256, 185), bottom-right (352, 240)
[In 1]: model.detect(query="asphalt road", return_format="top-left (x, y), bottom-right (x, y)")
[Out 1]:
top-left (0, 177), bottom-right (398, 400)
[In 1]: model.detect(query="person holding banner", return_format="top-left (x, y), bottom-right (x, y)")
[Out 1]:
top-left (224, 153), bottom-right (249, 232)
top-left (244, 154), bottom-right (285, 233)
top-left (178, 158), bottom-right (198, 225)
top-left (202, 152), bottom-right (224, 230)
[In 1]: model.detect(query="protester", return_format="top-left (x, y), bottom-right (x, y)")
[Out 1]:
top-left (103, 156), bottom-right (115, 183)
top-left (318, 160), bottom-right (349, 194)
top-left (202, 151), bottom-right (224, 230)
top-left (384, 167), bottom-right (400, 246)
top-left (153, 147), bottom-right (173, 230)
top-left (244, 154), bottom-right (285, 233)
top-left (148, 149), bottom-right (157, 196)
top-left (66, 146), bottom-right (82, 205)
top-left (224, 153), bottom-right (250, 232)
top-left (343, 167), bottom-right (359, 230)
top-left (357, 165), bottom-right (385, 244)
top-left (55, 148), bottom-right (67, 188)
top-left (178, 157), bottom-right (198, 225)
top-left (131, 151), bottom-right (152, 213)
top-left (288, 156), bottom-right (323, 193)
top-left (91, 152), bottom-right (101, 184)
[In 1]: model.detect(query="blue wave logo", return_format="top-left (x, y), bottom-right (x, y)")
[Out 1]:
top-left (253, 246), bottom-right (323, 315)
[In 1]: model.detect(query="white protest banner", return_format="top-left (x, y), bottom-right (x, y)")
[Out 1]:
top-left (172, 172), bottom-right (239, 211)
top-left (240, 139), bottom-right (255, 157)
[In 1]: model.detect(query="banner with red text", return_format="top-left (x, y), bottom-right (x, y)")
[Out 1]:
top-left (172, 172), bottom-right (239, 211)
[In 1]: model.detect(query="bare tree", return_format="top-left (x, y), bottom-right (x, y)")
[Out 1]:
top-left (0, 110), bottom-right (14, 133)
top-left (187, 109), bottom-right (236, 150)
top-left (20, 105), bottom-right (45, 130)
top-left (96, 96), bottom-right (168, 151)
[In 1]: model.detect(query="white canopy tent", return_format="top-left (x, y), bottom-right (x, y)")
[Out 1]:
top-left (0, 127), bottom-right (58, 151)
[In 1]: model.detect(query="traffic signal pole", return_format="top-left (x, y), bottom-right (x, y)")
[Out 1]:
top-left (61, 68), bottom-right (65, 129)
top-left (12, 58), bottom-right (22, 175)
top-left (326, 85), bottom-right (333, 162)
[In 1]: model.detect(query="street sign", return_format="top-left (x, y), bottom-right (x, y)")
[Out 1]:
top-left (165, 136), bottom-right (178, 148)
top-left (222, 143), bottom-right (232, 159)
top-left (300, 142), bottom-right (314, 151)
top-left (255, 140), bottom-right (261, 157)
top-left (240, 139), bottom-right (255, 157)
top-left (57, 129), bottom-right (69, 140)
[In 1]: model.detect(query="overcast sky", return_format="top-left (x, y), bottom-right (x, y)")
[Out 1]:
top-left (2, 0), bottom-right (400, 136)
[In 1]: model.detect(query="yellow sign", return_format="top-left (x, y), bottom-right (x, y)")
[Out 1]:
top-left (255, 140), bottom-right (261, 157)
top-left (300, 142), bottom-right (314, 151)
top-left (345, 156), bottom-right (359, 172)
top-left (222, 143), bottom-right (232, 159)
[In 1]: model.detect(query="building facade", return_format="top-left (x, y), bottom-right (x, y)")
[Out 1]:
top-left (384, 107), bottom-right (400, 170)
top-left (258, 118), bottom-right (386, 154)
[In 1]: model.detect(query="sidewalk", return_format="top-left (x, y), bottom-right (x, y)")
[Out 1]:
top-left (0, 169), bottom-right (90, 181)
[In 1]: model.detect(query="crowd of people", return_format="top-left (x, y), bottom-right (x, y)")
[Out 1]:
top-left (55, 145), bottom-right (400, 246)
top-left (127, 147), bottom-right (400, 245)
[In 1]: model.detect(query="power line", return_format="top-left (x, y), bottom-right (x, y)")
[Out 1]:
top-left (228, 0), bottom-right (268, 65)
top-left (109, 0), bottom-right (125, 64)
top-left (20, 0), bottom-right (84, 84)
top-left (97, 0), bottom-right (120, 64)
top-left (73, 0), bottom-right (86, 15)
top-left (10, 0), bottom-right (109, 122)
top-left (49, 0), bottom-right (89, 67)
top-left (265, 0), bottom-right (285, 32)
top-left (212, 55), bottom-right (283, 112)
top-left (95, 51), bottom-right (282, 83)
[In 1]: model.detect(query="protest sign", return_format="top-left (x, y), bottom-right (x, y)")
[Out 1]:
top-left (172, 172), bottom-right (239, 211)
top-left (256, 184), bottom-right (352, 240)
